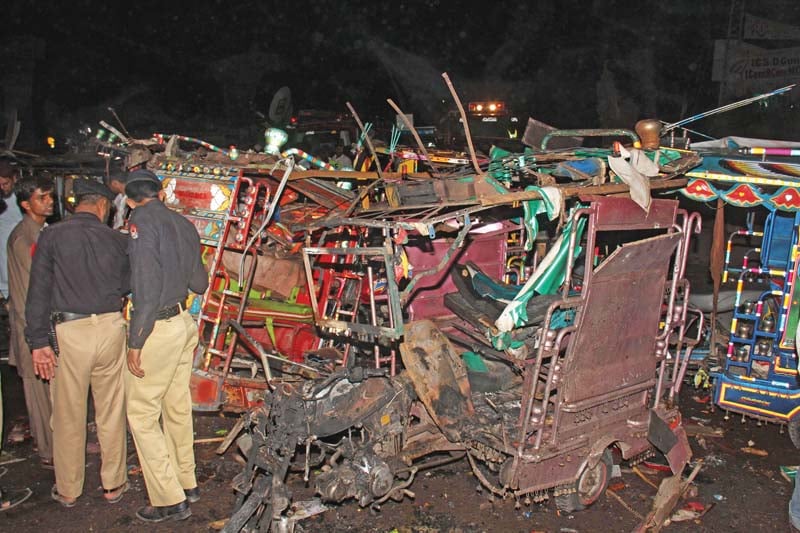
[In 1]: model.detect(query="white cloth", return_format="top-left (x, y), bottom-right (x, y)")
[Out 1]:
top-left (0, 193), bottom-right (23, 298)
top-left (608, 147), bottom-right (660, 212)
top-left (112, 193), bottom-right (128, 230)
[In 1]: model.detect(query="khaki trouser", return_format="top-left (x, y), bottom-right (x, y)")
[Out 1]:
top-left (10, 311), bottom-right (53, 460)
top-left (125, 310), bottom-right (198, 507)
top-left (52, 312), bottom-right (128, 499)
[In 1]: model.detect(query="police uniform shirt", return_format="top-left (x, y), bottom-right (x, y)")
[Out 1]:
top-left (127, 200), bottom-right (208, 349)
top-left (25, 212), bottom-right (130, 349)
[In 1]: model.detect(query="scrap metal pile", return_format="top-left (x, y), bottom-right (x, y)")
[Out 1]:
top-left (132, 118), bottom-right (704, 531)
top-left (70, 97), bottom-right (707, 532)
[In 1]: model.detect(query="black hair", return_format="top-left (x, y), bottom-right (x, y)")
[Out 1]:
top-left (125, 179), bottom-right (161, 202)
top-left (15, 176), bottom-right (54, 208)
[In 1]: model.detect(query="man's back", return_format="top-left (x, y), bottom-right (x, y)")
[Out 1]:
top-left (128, 200), bottom-right (207, 349)
top-left (25, 212), bottom-right (129, 350)
top-left (37, 213), bottom-right (129, 311)
top-left (129, 200), bottom-right (206, 302)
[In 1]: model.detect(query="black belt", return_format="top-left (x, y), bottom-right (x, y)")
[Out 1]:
top-left (156, 303), bottom-right (184, 320)
top-left (51, 311), bottom-right (92, 324)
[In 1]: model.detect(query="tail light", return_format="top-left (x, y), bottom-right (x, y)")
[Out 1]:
top-left (468, 101), bottom-right (505, 115)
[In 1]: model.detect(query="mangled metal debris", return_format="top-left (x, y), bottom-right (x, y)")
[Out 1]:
top-left (27, 85), bottom-right (707, 530)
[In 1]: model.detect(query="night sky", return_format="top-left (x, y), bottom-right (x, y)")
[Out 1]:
top-left (2, 0), bottom-right (800, 150)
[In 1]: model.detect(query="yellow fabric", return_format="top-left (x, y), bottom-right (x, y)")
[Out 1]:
top-left (125, 311), bottom-right (198, 506)
top-left (52, 312), bottom-right (128, 499)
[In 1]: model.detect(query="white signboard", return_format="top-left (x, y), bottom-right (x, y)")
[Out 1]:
top-left (728, 47), bottom-right (800, 82)
top-left (713, 40), bottom-right (800, 98)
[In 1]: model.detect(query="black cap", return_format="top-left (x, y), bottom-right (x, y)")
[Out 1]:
top-left (126, 169), bottom-right (161, 186)
top-left (72, 178), bottom-right (116, 201)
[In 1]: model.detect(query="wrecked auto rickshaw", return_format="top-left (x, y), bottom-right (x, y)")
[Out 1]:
top-left (222, 187), bottom-right (699, 531)
top-left (106, 120), bottom-right (700, 530)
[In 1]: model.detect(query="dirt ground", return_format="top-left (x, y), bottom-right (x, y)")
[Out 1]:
top-left (0, 355), bottom-right (796, 533)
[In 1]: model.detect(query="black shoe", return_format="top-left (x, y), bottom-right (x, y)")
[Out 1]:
top-left (184, 487), bottom-right (200, 503)
top-left (135, 500), bottom-right (191, 523)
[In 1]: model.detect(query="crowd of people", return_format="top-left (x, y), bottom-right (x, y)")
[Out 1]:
top-left (0, 159), bottom-right (208, 523)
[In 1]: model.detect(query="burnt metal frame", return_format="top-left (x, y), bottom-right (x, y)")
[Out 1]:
top-left (505, 197), bottom-right (692, 494)
top-left (303, 241), bottom-right (404, 341)
top-left (302, 214), bottom-right (474, 341)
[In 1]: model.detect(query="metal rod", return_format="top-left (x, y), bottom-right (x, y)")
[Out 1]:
top-left (228, 320), bottom-right (323, 375)
top-left (107, 106), bottom-right (132, 139)
top-left (400, 217), bottom-right (472, 303)
top-left (345, 101), bottom-right (385, 216)
top-left (563, 207), bottom-right (592, 299)
top-left (441, 72), bottom-right (482, 175)
top-left (367, 265), bottom-right (380, 369)
top-left (667, 84), bottom-right (795, 132)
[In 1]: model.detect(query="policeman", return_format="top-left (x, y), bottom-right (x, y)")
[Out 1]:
top-left (25, 178), bottom-right (129, 507)
top-left (123, 169), bottom-right (208, 523)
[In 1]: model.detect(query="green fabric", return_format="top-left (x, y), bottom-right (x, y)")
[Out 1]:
top-left (530, 216), bottom-right (586, 296)
top-left (490, 145), bottom-right (511, 160)
top-left (490, 210), bottom-right (587, 350)
top-left (550, 307), bottom-right (577, 329)
top-left (462, 351), bottom-right (489, 373)
top-left (521, 186), bottom-right (558, 251)
top-left (490, 331), bottom-right (510, 351)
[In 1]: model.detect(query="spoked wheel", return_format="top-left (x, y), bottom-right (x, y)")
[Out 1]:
top-left (555, 449), bottom-right (612, 513)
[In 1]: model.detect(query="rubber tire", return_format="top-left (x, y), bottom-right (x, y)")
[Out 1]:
top-left (789, 418), bottom-right (800, 449)
top-left (555, 449), bottom-right (612, 513)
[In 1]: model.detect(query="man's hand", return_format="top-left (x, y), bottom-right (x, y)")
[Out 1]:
top-left (32, 346), bottom-right (57, 380)
top-left (127, 348), bottom-right (144, 378)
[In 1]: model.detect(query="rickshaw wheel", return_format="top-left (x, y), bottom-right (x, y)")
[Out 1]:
top-left (555, 449), bottom-right (612, 513)
top-left (789, 418), bottom-right (800, 449)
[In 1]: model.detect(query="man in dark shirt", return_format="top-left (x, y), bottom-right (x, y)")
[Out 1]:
top-left (124, 169), bottom-right (208, 523)
top-left (26, 178), bottom-right (130, 507)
